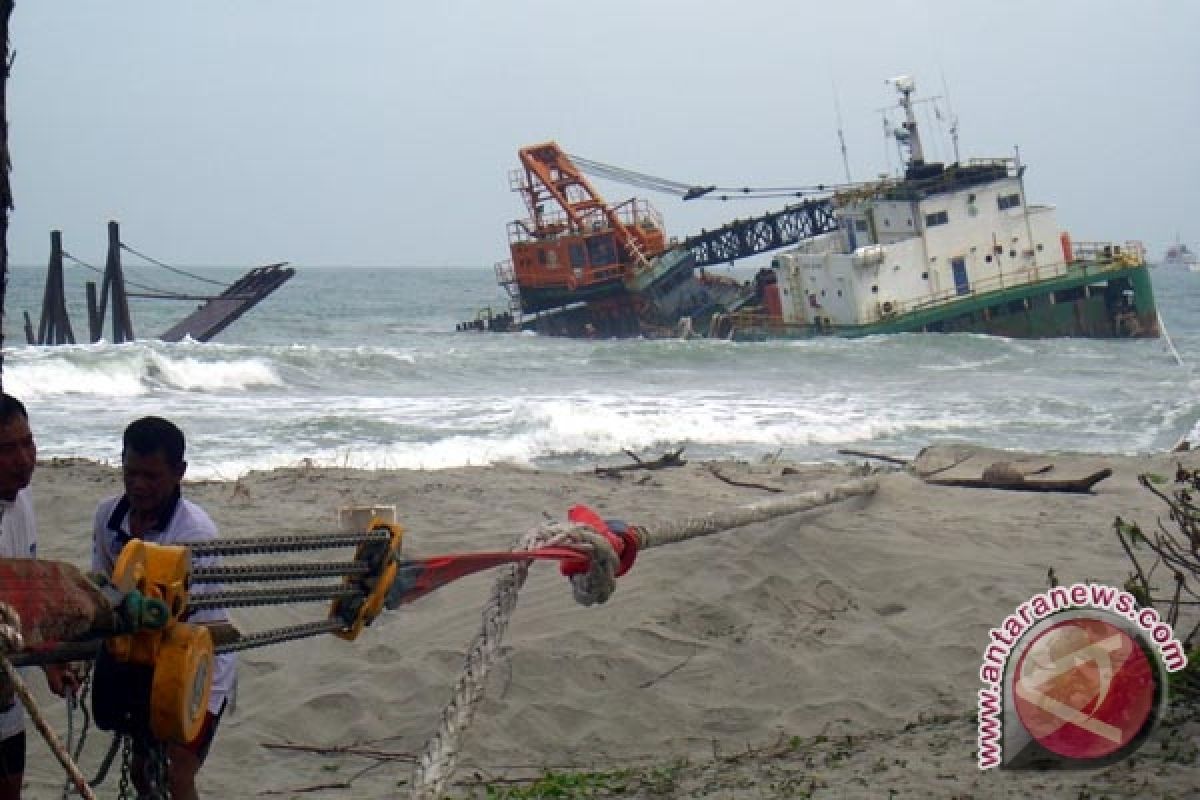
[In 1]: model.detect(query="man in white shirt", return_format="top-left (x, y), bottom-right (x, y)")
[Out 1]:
top-left (92, 416), bottom-right (236, 800)
top-left (0, 393), bottom-right (77, 800)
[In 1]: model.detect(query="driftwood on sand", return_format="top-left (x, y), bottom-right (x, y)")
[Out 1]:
top-left (912, 444), bottom-right (1113, 494)
top-left (595, 447), bottom-right (687, 477)
top-left (837, 448), bottom-right (910, 466)
top-left (922, 465), bottom-right (1113, 493)
top-left (705, 464), bottom-right (783, 493)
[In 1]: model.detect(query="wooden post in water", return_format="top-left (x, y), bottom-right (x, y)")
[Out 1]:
top-left (0, 0), bottom-right (14, 389)
top-left (106, 220), bottom-right (133, 343)
top-left (86, 280), bottom-right (101, 342)
top-left (88, 220), bottom-right (135, 343)
top-left (30, 230), bottom-right (76, 345)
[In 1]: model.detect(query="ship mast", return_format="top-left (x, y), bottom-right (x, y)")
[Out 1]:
top-left (833, 83), bottom-right (853, 183)
top-left (940, 72), bottom-right (961, 164)
top-left (887, 75), bottom-right (925, 166)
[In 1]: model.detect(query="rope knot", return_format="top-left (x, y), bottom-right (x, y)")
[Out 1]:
top-left (555, 505), bottom-right (640, 607)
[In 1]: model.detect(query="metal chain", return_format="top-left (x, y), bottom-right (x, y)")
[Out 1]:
top-left (61, 665), bottom-right (93, 799)
top-left (61, 697), bottom-right (77, 800)
top-left (215, 619), bottom-right (346, 654)
top-left (146, 742), bottom-right (170, 800)
top-left (187, 529), bottom-right (389, 558)
top-left (187, 584), bottom-right (361, 612)
top-left (117, 737), bottom-right (132, 800)
top-left (191, 560), bottom-right (370, 583)
top-left (73, 665), bottom-right (93, 762)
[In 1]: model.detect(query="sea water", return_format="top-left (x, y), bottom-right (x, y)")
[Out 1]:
top-left (1, 263), bottom-right (1197, 479)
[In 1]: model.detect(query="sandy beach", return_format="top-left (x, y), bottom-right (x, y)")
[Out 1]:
top-left (15, 446), bottom-right (1200, 798)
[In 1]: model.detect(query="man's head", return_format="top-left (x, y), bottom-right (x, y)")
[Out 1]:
top-left (0, 393), bottom-right (35, 502)
top-left (122, 416), bottom-right (187, 515)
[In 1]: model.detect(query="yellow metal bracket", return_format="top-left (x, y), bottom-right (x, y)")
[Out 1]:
top-left (331, 519), bottom-right (403, 641)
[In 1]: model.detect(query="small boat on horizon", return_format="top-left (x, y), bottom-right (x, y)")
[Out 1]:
top-left (1162, 237), bottom-right (1199, 272)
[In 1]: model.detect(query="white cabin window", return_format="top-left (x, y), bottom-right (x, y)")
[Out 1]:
top-left (854, 219), bottom-right (869, 232)
top-left (997, 193), bottom-right (1021, 210)
top-left (925, 211), bottom-right (949, 227)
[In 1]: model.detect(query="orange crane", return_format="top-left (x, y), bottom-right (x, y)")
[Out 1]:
top-left (498, 142), bottom-right (668, 314)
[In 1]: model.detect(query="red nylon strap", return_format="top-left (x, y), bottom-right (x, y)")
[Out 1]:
top-left (561, 504), bottom-right (639, 578)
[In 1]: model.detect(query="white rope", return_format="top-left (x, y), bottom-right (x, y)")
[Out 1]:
top-left (408, 475), bottom-right (879, 797)
top-left (409, 524), bottom-right (567, 799)
top-left (637, 476), bottom-right (879, 550)
top-left (1158, 313), bottom-right (1186, 368)
top-left (0, 603), bottom-right (97, 800)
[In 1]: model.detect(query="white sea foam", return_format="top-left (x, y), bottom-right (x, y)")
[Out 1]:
top-left (144, 350), bottom-right (282, 391)
top-left (3, 343), bottom-right (283, 398)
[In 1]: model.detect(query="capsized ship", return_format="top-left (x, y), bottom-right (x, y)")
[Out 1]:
top-left (478, 142), bottom-right (748, 338)
top-left (470, 77), bottom-right (1158, 340)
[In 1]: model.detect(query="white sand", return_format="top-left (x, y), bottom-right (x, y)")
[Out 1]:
top-left (15, 447), bottom-right (1200, 798)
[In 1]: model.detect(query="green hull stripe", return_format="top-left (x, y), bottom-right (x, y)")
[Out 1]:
top-left (736, 264), bottom-right (1158, 340)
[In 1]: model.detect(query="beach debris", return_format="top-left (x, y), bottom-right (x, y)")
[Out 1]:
top-left (924, 463), bottom-right (1111, 493)
top-left (594, 447), bottom-right (687, 478)
top-left (706, 464), bottom-right (784, 493)
top-left (912, 445), bottom-right (1111, 493)
top-left (837, 447), bottom-right (910, 466)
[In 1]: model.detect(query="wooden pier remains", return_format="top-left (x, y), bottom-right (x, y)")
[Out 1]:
top-left (24, 220), bottom-right (293, 345)
top-left (158, 263), bottom-right (294, 342)
top-left (87, 220), bottom-right (135, 343)
top-left (24, 230), bottom-right (76, 345)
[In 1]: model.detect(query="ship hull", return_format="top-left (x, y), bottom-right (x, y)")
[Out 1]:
top-left (722, 264), bottom-right (1158, 341)
top-left (517, 277), bottom-right (624, 314)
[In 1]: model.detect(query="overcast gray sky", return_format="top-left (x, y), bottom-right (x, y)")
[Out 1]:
top-left (8, 1), bottom-right (1198, 268)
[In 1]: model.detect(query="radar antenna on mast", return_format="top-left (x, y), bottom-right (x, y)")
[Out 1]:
top-left (885, 75), bottom-right (925, 165)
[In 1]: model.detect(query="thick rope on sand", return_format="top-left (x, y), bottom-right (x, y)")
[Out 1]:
top-left (410, 475), bottom-right (878, 798)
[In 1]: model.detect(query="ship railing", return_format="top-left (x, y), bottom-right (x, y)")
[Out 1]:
top-left (1070, 240), bottom-right (1146, 268)
top-left (609, 197), bottom-right (665, 232)
top-left (718, 310), bottom-right (815, 334)
top-left (507, 212), bottom-right (574, 244)
top-left (887, 250), bottom-right (1142, 321)
top-left (505, 198), bottom-right (666, 250)
top-left (493, 260), bottom-right (522, 317)
top-left (962, 157), bottom-right (1016, 175)
top-left (508, 168), bottom-right (531, 193)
